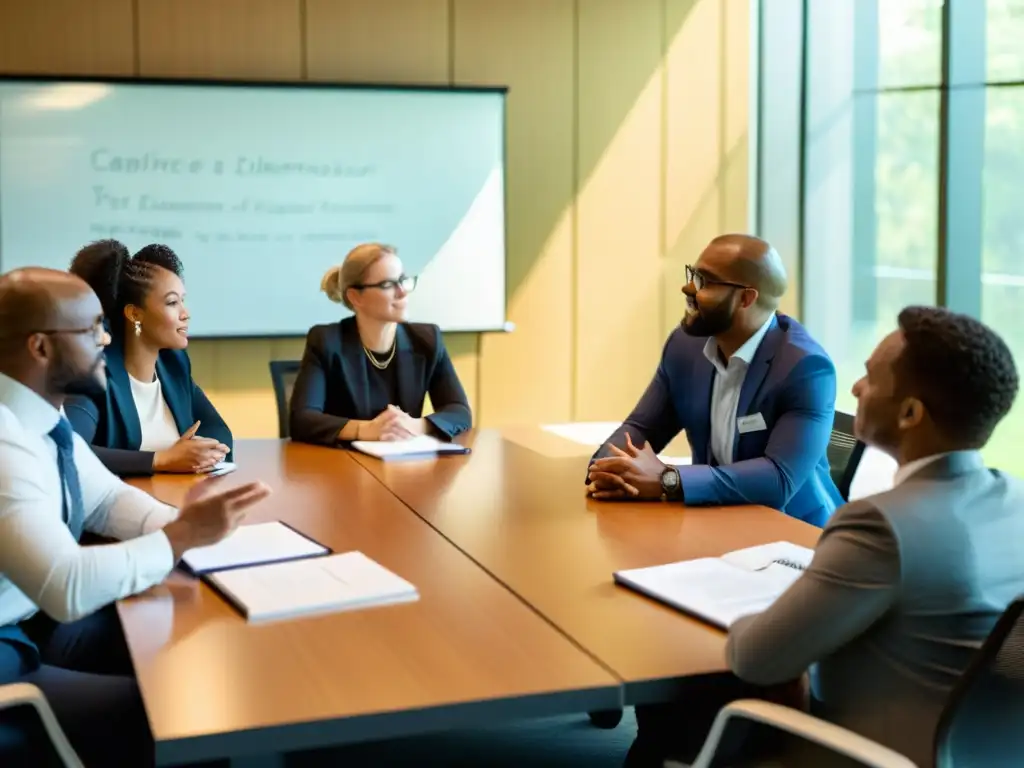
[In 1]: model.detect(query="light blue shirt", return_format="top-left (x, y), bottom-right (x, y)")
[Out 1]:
top-left (702, 313), bottom-right (775, 465)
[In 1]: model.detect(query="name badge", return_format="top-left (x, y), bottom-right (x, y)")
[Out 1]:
top-left (737, 413), bottom-right (768, 434)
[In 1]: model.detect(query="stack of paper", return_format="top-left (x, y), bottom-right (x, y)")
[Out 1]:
top-left (207, 551), bottom-right (419, 623)
top-left (351, 435), bottom-right (469, 460)
top-left (614, 541), bottom-right (814, 629)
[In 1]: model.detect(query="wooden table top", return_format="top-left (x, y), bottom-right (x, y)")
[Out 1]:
top-left (121, 440), bottom-right (619, 765)
top-left (350, 429), bottom-right (822, 703)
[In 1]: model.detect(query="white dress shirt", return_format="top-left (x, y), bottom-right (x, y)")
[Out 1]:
top-left (703, 314), bottom-right (775, 466)
top-left (129, 374), bottom-right (181, 452)
top-left (893, 451), bottom-right (968, 486)
top-left (0, 373), bottom-right (178, 626)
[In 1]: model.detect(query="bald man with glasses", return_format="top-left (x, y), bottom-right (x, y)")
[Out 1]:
top-left (588, 234), bottom-right (843, 527)
top-left (0, 268), bottom-right (271, 766)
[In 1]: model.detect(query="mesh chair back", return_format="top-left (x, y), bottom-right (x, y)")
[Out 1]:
top-left (269, 360), bottom-right (301, 439)
top-left (934, 596), bottom-right (1024, 768)
top-left (827, 411), bottom-right (865, 501)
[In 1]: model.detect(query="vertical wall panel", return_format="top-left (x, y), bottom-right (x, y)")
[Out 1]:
top-left (663, 0), bottom-right (724, 336)
top-left (454, 0), bottom-right (576, 426)
top-left (574, 0), bottom-right (664, 421)
top-left (137, 0), bottom-right (302, 79)
top-left (722, 0), bottom-right (751, 233)
top-left (0, 0), bottom-right (134, 75)
top-left (306, 0), bottom-right (449, 83)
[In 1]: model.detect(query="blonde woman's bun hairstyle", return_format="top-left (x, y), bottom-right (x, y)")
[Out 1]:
top-left (320, 265), bottom-right (347, 307)
top-left (321, 243), bottom-right (397, 312)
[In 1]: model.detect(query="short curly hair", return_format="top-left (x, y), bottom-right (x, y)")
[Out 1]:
top-left (895, 306), bottom-right (1019, 447)
top-left (70, 241), bottom-right (184, 338)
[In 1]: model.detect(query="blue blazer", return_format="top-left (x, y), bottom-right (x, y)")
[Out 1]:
top-left (65, 339), bottom-right (233, 476)
top-left (595, 314), bottom-right (842, 527)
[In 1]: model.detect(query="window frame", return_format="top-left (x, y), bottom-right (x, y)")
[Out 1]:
top-left (756, 0), bottom-right (990, 322)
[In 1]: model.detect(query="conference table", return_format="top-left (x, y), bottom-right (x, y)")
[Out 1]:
top-left (121, 429), bottom-right (821, 767)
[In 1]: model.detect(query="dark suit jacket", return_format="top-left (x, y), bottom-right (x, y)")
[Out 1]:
top-left (65, 339), bottom-right (233, 476)
top-left (594, 314), bottom-right (842, 526)
top-left (290, 317), bottom-right (471, 445)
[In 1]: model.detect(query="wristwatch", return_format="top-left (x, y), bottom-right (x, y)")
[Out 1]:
top-left (660, 466), bottom-right (682, 501)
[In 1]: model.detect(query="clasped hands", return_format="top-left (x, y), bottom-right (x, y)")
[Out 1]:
top-left (587, 432), bottom-right (668, 500)
top-left (360, 404), bottom-right (428, 442)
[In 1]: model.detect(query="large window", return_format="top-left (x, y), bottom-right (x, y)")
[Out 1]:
top-left (759, 0), bottom-right (1024, 475)
top-left (982, 2), bottom-right (1024, 470)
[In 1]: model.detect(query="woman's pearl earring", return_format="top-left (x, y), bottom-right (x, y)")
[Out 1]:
top-left (133, 320), bottom-right (142, 337)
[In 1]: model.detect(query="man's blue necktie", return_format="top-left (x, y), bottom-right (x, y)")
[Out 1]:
top-left (49, 417), bottom-right (85, 541)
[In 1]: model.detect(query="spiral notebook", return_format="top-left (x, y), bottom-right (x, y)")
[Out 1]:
top-left (613, 541), bottom-right (814, 629)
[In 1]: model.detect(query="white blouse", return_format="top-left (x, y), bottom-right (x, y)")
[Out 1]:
top-left (128, 375), bottom-right (181, 452)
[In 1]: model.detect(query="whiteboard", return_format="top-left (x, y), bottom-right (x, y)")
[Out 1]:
top-left (0, 78), bottom-right (508, 336)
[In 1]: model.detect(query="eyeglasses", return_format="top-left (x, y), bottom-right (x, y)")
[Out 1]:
top-left (355, 275), bottom-right (418, 293)
top-left (685, 265), bottom-right (749, 292)
top-left (34, 320), bottom-right (107, 346)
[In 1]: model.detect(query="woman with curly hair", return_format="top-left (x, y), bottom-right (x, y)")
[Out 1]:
top-left (65, 240), bottom-right (232, 476)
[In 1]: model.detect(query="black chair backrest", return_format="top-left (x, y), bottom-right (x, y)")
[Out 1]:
top-left (827, 411), bottom-right (864, 501)
top-left (934, 596), bottom-right (1024, 767)
top-left (269, 360), bottom-right (301, 439)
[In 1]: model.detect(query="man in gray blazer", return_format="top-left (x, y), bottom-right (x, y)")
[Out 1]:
top-left (626, 306), bottom-right (1024, 767)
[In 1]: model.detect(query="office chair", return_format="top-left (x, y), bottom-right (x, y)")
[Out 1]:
top-left (0, 683), bottom-right (83, 767)
top-left (827, 411), bottom-right (865, 501)
top-left (269, 360), bottom-right (302, 439)
top-left (934, 595), bottom-right (1024, 767)
top-left (667, 597), bottom-right (1024, 768)
top-left (668, 698), bottom-right (916, 768)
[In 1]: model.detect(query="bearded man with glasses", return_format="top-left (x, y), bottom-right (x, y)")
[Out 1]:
top-left (587, 233), bottom-right (842, 527)
top-left (0, 268), bottom-right (271, 765)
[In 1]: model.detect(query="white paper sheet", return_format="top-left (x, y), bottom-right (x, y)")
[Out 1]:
top-left (351, 435), bottom-right (468, 459)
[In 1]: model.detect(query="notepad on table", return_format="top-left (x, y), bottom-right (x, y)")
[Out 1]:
top-left (351, 435), bottom-right (469, 460)
top-left (614, 541), bottom-right (814, 629)
top-left (206, 551), bottom-right (419, 623)
top-left (180, 521), bottom-right (329, 575)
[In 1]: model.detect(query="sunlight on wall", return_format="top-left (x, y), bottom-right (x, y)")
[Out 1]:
top-left (0, 0), bottom-right (752, 438)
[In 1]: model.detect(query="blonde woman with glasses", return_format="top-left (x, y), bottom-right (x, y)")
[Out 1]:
top-left (290, 243), bottom-right (471, 445)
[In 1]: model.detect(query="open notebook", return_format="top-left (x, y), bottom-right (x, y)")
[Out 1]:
top-left (351, 435), bottom-right (469, 460)
top-left (180, 521), bottom-right (330, 576)
top-left (206, 551), bottom-right (420, 623)
top-left (614, 541), bottom-right (814, 629)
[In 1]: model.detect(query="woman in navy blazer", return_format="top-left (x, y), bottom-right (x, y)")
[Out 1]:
top-left (290, 242), bottom-right (471, 445)
top-left (65, 240), bottom-right (232, 476)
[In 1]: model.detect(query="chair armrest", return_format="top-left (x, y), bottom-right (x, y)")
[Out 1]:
top-left (681, 699), bottom-right (916, 768)
top-left (0, 683), bottom-right (83, 767)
